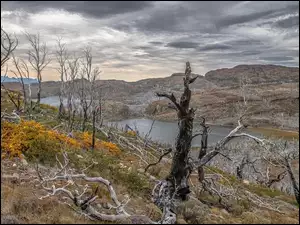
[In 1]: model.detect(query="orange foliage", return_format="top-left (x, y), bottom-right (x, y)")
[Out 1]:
top-left (1, 120), bottom-right (80, 158)
top-left (100, 141), bottom-right (121, 155)
top-left (1, 120), bottom-right (122, 159)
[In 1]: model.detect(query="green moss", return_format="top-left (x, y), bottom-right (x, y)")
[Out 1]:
top-left (245, 183), bottom-right (283, 198)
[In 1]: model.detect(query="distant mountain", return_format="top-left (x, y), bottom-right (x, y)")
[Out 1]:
top-left (205, 64), bottom-right (299, 87)
top-left (1, 76), bottom-right (38, 84)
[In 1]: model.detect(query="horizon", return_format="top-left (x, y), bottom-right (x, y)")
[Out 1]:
top-left (1, 63), bottom-right (299, 83)
top-left (1, 1), bottom-right (299, 82)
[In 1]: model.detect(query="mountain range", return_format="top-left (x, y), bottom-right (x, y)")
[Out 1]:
top-left (2, 64), bottom-right (299, 130)
top-left (1, 76), bottom-right (38, 84)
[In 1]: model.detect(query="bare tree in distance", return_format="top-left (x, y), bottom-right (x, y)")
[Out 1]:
top-left (1, 26), bottom-right (18, 68)
top-left (65, 54), bottom-right (80, 132)
top-left (78, 47), bottom-right (100, 132)
top-left (56, 37), bottom-right (69, 119)
top-left (1, 66), bottom-right (22, 112)
top-left (25, 32), bottom-right (51, 107)
top-left (10, 54), bottom-right (32, 113)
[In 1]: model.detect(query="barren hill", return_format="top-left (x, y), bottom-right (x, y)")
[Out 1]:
top-left (205, 64), bottom-right (299, 87)
top-left (2, 64), bottom-right (299, 129)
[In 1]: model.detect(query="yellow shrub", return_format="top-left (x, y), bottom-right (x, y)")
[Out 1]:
top-left (100, 141), bottom-right (121, 155)
top-left (2, 120), bottom-right (122, 159)
top-left (2, 120), bottom-right (80, 158)
top-left (127, 130), bottom-right (136, 136)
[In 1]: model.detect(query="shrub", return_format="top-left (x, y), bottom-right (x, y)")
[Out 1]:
top-left (127, 130), bottom-right (137, 136)
top-left (1, 120), bottom-right (121, 161)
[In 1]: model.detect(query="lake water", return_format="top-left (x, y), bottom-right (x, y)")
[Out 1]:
top-left (40, 96), bottom-right (262, 147)
top-left (106, 118), bottom-right (262, 147)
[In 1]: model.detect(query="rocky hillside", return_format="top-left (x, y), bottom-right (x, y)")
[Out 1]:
top-left (205, 64), bottom-right (299, 87)
top-left (2, 64), bottom-right (299, 129)
top-left (146, 82), bottom-right (299, 130)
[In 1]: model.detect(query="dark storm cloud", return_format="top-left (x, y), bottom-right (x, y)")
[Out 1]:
top-left (274, 15), bottom-right (299, 29)
top-left (1, 1), bottom-right (154, 18)
top-left (199, 44), bottom-right (232, 51)
top-left (216, 10), bottom-right (275, 28)
top-left (149, 41), bottom-right (164, 45)
top-left (259, 56), bottom-right (295, 61)
top-left (1, 1), bottom-right (299, 81)
top-left (226, 39), bottom-right (263, 46)
top-left (241, 50), bottom-right (262, 56)
top-left (166, 41), bottom-right (199, 49)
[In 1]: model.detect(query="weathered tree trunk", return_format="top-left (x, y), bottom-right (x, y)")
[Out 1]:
top-left (154, 62), bottom-right (199, 222)
top-left (82, 110), bottom-right (88, 132)
top-left (37, 71), bottom-right (42, 105)
top-left (92, 109), bottom-right (96, 149)
top-left (198, 118), bottom-right (208, 183)
top-left (284, 157), bottom-right (299, 205)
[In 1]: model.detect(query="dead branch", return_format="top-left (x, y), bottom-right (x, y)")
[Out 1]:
top-left (1, 26), bottom-right (18, 68)
top-left (145, 148), bottom-right (172, 172)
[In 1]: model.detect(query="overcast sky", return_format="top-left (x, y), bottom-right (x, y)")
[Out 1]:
top-left (1, 1), bottom-right (299, 81)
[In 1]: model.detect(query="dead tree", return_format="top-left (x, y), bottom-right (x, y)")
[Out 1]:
top-left (196, 117), bottom-right (209, 183)
top-left (152, 62), bottom-right (267, 223)
top-left (78, 47), bottom-right (93, 132)
top-left (153, 62), bottom-right (199, 222)
top-left (35, 152), bottom-right (157, 223)
top-left (91, 82), bottom-right (102, 150)
top-left (56, 37), bottom-right (68, 119)
top-left (25, 32), bottom-right (51, 107)
top-left (10, 54), bottom-right (32, 112)
top-left (273, 141), bottom-right (299, 205)
top-left (1, 66), bottom-right (22, 112)
top-left (1, 26), bottom-right (18, 68)
top-left (65, 55), bottom-right (80, 132)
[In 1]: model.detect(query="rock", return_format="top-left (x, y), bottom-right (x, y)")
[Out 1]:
top-left (12, 163), bottom-right (17, 167)
top-left (77, 154), bottom-right (83, 159)
top-left (149, 175), bottom-right (156, 181)
top-left (242, 180), bottom-right (250, 185)
top-left (221, 209), bottom-right (230, 215)
top-left (137, 168), bottom-right (144, 173)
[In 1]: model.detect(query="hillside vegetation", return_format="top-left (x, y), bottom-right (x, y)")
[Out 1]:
top-left (1, 67), bottom-right (299, 224)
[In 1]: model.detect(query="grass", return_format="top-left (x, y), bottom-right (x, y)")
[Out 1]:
top-left (249, 126), bottom-right (299, 140)
top-left (1, 91), bottom-right (299, 224)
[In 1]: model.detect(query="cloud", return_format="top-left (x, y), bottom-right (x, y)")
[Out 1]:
top-left (199, 43), bottom-right (232, 51)
top-left (1, 1), bottom-right (154, 19)
top-left (274, 14), bottom-right (299, 28)
top-left (166, 41), bottom-right (199, 49)
top-left (259, 56), bottom-right (295, 61)
top-left (1, 1), bottom-right (298, 81)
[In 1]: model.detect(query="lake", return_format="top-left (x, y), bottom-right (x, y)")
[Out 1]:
top-left (40, 96), bottom-right (262, 147)
top-left (106, 118), bottom-right (262, 147)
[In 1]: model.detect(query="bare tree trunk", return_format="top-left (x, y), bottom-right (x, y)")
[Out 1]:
top-left (197, 118), bottom-right (209, 183)
top-left (82, 109), bottom-right (88, 132)
top-left (156, 62), bottom-right (199, 204)
top-left (36, 71), bottom-right (42, 105)
top-left (284, 157), bottom-right (299, 205)
top-left (25, 32), bottom-right (51, 108)
top-left (92, 109), bottom-right (96, 149)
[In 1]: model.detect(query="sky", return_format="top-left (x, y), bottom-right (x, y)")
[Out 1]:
top-left (1, 1), bottom-right (299, 81)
